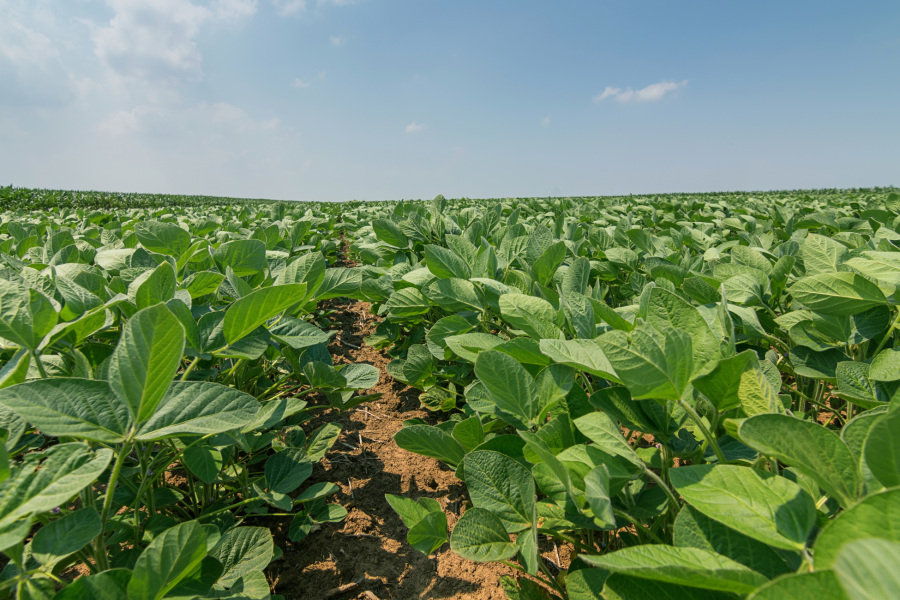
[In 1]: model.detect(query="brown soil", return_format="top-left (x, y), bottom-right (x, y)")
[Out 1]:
top-left (257, 232), bottom-right (575, 599)
top-left (257, 296), bottom-right (575, 600)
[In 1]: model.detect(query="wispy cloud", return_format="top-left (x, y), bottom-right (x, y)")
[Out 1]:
top-left (212, 0), bottom-right (258, 20)
top-left (541, 115), bottom-right (551, 127)
top-left (290, 78), bottom-right (310, 88)
top-left (593, 80), bottom-right (687, 104)
top-left (330, 35), bottom-right (344, 46)
top-left (99, 105), bottom-right (166, 135)
top-left (272, 0), bottom-right (305, 16)
top-left (318, 70), bottom-right (327, 79)
top-left (405, 121), bottom-right (424, 133)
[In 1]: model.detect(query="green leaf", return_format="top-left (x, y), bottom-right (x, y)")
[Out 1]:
top-left (128, 521), bottom-right (207, 600)
top-left (573, 412), bottom-right (643, 468)
top-left (538, 339), bottom-right (618, 380)
top-left (0, 378), bottom-right (131, 443)
top-left (385, 494), bottom-right (434, 528)
top-left (790, 273), bottom-right (887, 316)
top-left (834, 539), bottom-right (900, 600)
top-left (182, 445), bottom-right (223, 485)
top-left (132, 262), bottom-right (176, 310)
top-left (340, 363), bottom-right (380, 390)
top-left (801, 233), bottom-right (848, 275)
top-left (864, 409), bottom-right (900, 490)
top-left (213, 240), bottom-right (267, 277)
top-left (315, 268), bottom-right (362, 300)
top-left (181, 271), bottom-right (225, 298)
top-left (108, 304), bottom-right (185, 422)
top-left (423, 278), bottom-right (484, 312)
top-left (813, 487), bottom-right (900, 569)
top-left (694, 350), bottom-right (767, 412)
top-left (32, 507), bottom-right (101, 566)
top-left (566, 569), bottom-right (611, 600)
top-left (601, 573), bottom-right (741, 600)
top-left (532, 241), bottom-right (567, 286)
top-left (303, 361), bottom-right (346, 389)
top-left (275, 252), bottom-right (326, 298)
top-left (424, 244), bottom-right (471, 279)
top-left (789, 346), bottom-right (848, 383)
top-left (385, 288), bottom-right (431, 317)
top-left (0, 444), bottom-right (111, 536)
top-left (747, 571), bottom-right (847, 600)
top-left (581, 545), bottom-right (768, 593)
top-left (675, 504), bottom-right (798, 579)
top-left (164, 556), bottom-right (224, 600)
top-left (563, 257), bottom-right (591, 296)
top-left (208, 527), bottom-right (274, 587)
top-left (295, 481), bottom-right (340, 503)
top-left (306, 422), bottom-right (341, 462)
top-left (452, 417), bottom-right (485, 453)
top-left (408, 511), bottom-right (448, 555)
top-left (0, 350), bottom-right (29, 390)
top-left (669, 465), bottom-right (816, 551)
top-left (584, 465), bottom-right (616, 528)
top-left (449, 507), bottom-right (517, 562)
top-left (269, 317), bottom-right (331, 349)
top-left (499, 293), bottom-right (564, 340)
top-left (836, 362), bottom-right (890, 409)
top-left (739, 414), bottom-right (860, 508)
top-left (372, 218), bottom-right (409, 248)
top-left (223, 283), bottom-right (306, 345)
top-left (445, 333), bottom-right (503, 362)
top-left (597, 325), bottom-right (693, 401)
top-left (49, 569), bottom-right (132, 600)
top-left (463, 451), bottom-right (536, 533)
top-left (0, 279), bottom-right (58, 351)
top-left (265, 449), bottom-right (312, 494)
top-left (869, 347), bottom-right (900, 382)
top-left (646, 287), bottom-right (721, 377)
top-left (134, 221), bottom-right (192, 258)
top-left (475, 350), bottom-right (537, 425)
top-left (393, 425), bottom-right (466, 468)
top-left (135, 382), bottom-right (260, 440)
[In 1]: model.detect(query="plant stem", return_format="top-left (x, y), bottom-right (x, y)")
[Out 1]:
top-left (872, 309), bottom-right (900, 356)
top-left (180, 357), bottom-right (200, 381)
top-left (613, 509), bottom-right (665, 544)
top-left (644, 467), bottom-right (680, 512)
top-left (679, 399), bottom-right (727, 465)
top-left (31, 350), bottom-right (49, 379)
top-left (537, 529), bottom-right (592, 553)
top-left (95, 440), bottom-right (133, 571)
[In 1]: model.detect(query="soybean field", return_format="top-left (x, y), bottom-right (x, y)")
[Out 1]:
top-left (0, 186), bottom-right (899, 600)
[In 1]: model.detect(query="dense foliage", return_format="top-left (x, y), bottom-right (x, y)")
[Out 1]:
top-left (0, 186), bottom-right (899, 599)
top-left (347, 189), bottom-right (900, 599)
top-left (0, 202), bottom-right (377, 599)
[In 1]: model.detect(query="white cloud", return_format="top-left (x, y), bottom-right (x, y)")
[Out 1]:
top-left (272, 0), bottom-right (306, 16)
top-left (405, 122), bottom-right (424, 133)
top-left (99, 105), bottom-right (166, 135)
top-left (212, 0), bottom-right (258, 20)
top-left (593, 80), bottom-right (687, 104)
top-left (318, 70), bottom-right (327, 79)
top-left (89, 0), bottom-right (256, 91)
top-left (541, 115), bottom-right (551, 127)
top-left (291, 78), bottom-right (310, 88)
top-left (0, 18), bottom-right (78, 106)
top-left (330, 35), bottom-right (344, 46)
top-left (90, 0), bottom-right (213, 86)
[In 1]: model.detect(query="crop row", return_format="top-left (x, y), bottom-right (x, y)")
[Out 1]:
top-left (344, 190), bottom-right (900, 599)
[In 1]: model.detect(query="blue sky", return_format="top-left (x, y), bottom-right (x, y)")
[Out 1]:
top-left (1, 0), bottom-right (898, 201)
